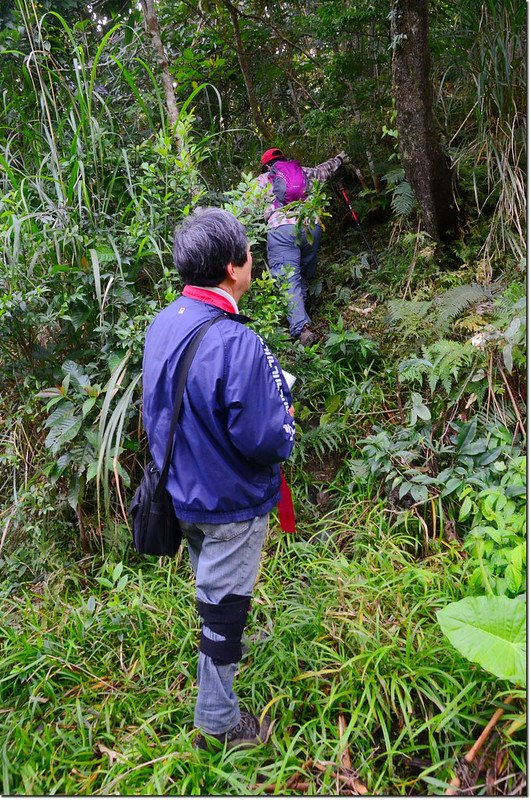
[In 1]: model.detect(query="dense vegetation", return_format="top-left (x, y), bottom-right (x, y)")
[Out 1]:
top-left (0, 0), bottom-right (526, 794)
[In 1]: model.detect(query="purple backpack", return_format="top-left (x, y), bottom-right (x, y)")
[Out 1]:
top-left (268, 160), bottom-right (308, 209)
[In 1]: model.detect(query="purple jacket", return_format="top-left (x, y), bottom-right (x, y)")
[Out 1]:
top-left (257, 154), bottom-right (344, 228)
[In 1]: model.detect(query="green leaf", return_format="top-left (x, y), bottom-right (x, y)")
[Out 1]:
top-left (410, 484), bottom-right (428, 503)
top-left (481, 525), bottom-right (502, 544)
top-left (108, 350), bottom-right (128, 374)
top-left (68, 476), bottom-right (80, 510)
top-left (506, 485), bottom-right (526, 498)
top-left (44, 404), bottom-right (82, 454)
top-left (459, 496), bottom-right (473, 520)
top-left (411, 392), bottom-right (431, 421)
top-left (82, 397), bottom-right (98, 417)
top-left (502, 344), bottom-right (513, 373)
top-left (69, 306), bottom-right (91, 330)
top-left (325, 393), bottom-right (343, 414)
top-left (504, 563), bottom-right (522, 595)
top-left (398, 481), bottom-right (412, 500)
top-left (456, 418), bottom-right (477, 449)
top-left (504, 317), bottom-right (521, 340)
top-left (45, 402), bottom-right (75, 429)
top-left (440, 477), bottom-right (463, 497)
top-left (63, 360), bottom-right (90, 387)
top-left (86, 461), bottom-right (98, 483)
top-left (416, 402), bottom-right (431, 421)
top-left (478, 447), bottom-right (503, 466)
top-left (57, 417), bottom-right (83, 450)
top-left (460, 439), bottom-right (488, 456)
top-left (436, 595), bottom-right (526, 685)
top-left (36, 387), bottom-right (64, 398)
top-left (93, 244), bottom-right (116, 264)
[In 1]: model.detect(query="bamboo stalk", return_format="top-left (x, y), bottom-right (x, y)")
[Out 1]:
top-left (497, 361), bottom-right (526, 438)
top-left (339, 713), bottom-right (352, 770)
top-left (445, 695), bottom-right (514, 794)
top-left (313, 761), bottom-right (370, 795)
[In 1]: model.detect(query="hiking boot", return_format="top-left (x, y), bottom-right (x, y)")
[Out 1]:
top-left (193, 711), bottom-right (272, 752)
top-left (298, 326), bottom-right (318, 346)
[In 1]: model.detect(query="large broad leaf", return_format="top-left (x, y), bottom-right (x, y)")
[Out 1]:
top-left (436, 595), bottom-right (526, 686)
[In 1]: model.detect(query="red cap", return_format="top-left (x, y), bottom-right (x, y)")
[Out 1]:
top-left (261, 147), bottom-right (285, 167)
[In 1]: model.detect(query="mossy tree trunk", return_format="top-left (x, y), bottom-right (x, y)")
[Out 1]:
top-left (221, 0), bottom-right (272, 140)
top-left (391, 0), bottom-right (457, 241)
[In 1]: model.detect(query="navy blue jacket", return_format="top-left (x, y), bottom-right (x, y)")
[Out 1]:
top-left (142, 296), bottom-right (295, 523)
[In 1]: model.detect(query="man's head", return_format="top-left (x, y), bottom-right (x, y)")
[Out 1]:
top-left (173, 207), bottom-right (249, 288)
top-left (261, 147), bottom-right (285, 173)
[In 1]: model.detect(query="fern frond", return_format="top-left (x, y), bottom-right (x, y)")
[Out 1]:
top-left (432, 283), bottom-right (491, 333)
top-left (454, 314), bottom-right (487, 332)
top-left (493, 294), bottom-right (526, 321)
top-left (397, 356), bottom-right (433, 386)
top-left (383, 167), bottom-right (405, 186)
top-left (388, 299), bottom-right (431, 337)
top-left (423, 339), bottom-right (476, 393)
top-left (476, 404), bottom-right (518, 430)
top-left (296, 422), bottom-right (347, 464)
top-left (391, 180), bottom-right (416, 216)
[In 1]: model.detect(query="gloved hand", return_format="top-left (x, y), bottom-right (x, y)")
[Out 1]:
top-left (338, 151), bottom-right (350, 165)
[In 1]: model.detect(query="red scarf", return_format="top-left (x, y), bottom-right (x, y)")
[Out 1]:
top-left (181, 285), bottom-right (297, 533)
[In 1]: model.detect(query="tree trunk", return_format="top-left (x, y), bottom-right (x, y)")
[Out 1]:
top-left (222, 0), bottom-right (272, 139)
top-left (287, 78), bottom-right (305, 128)
top-left (390, 0), bottom-right (457, 241)
top-left (139, 0), bottom-right (181, 141)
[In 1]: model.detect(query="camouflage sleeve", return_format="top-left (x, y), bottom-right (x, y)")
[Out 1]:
top-left (302, 155), bottom-right (344, 183)
top-left (255, 173), bottom-right (276, 220)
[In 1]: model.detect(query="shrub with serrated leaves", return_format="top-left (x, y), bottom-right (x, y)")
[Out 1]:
top-left (458, 454), bottom-right (526, 597)
top-left (350, 415), bottom-right (524, 518)
top-left (323, 315), bottom-right (378, 368)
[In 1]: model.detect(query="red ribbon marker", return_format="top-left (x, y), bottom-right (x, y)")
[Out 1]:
top-left (278, 469), bottom-right (296, 533)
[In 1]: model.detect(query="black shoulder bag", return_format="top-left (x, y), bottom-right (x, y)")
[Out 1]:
top-left (129, 315), bottom-right (222, 556)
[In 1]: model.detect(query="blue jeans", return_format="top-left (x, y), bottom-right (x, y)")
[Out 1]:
top-left (179, 515), bottom-right (269, 735)
top-left (267, 223), bottom-right (322, 337)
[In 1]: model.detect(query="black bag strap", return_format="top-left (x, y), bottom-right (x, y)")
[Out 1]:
top-left (155, 314), bottom-right (223, 499)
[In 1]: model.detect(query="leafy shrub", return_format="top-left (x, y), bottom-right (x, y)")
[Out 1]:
top-left (323, 315), bottom-right (378, 368)
top-left (437, 595), bottom-right (525, 685)
top-left (459, 455), bottom-right (526, 597)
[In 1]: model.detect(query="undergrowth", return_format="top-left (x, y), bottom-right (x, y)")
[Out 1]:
top-left (0, 9), bottom-right (526, 795)
top-left (1, 507), bottom-right (523, 796)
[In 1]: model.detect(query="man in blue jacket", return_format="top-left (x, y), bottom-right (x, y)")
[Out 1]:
top-left (142, 207), bottom-right (296, 751)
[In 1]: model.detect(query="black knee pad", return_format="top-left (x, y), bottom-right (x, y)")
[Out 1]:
top-left (197, 593), bottom-right (251, 665)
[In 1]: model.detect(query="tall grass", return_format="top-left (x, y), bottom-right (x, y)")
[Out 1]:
top-left (445, 0), bottom-right (526, 275)
top-left (0, 8), bottom-right (215, 548)
top-left (0, 503), bottom-right (523, 795)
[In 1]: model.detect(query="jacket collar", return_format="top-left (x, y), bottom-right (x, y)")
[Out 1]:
top-left (182, 285), bottom-right (252, 324)
top-left (182, 285), bottom-right (237, 313)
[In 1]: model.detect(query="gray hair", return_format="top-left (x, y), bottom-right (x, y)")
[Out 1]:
top-left (173, 207), bottom-right (248, 286)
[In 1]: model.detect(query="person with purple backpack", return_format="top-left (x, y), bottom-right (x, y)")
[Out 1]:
top-left (257, 147), bottom-right (349, 345)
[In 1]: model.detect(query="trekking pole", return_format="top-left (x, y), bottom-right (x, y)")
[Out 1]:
top-left (337, 181), bottom-right (379, 268)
